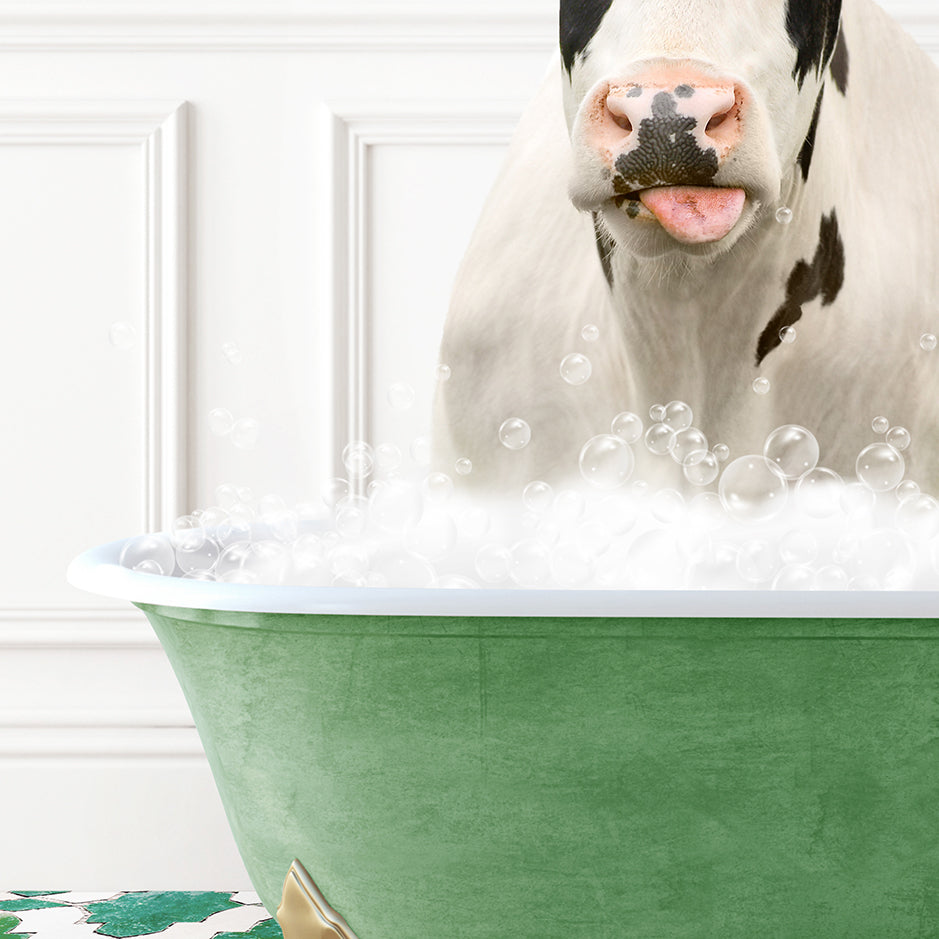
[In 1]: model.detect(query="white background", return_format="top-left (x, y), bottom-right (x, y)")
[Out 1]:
top-left (0, 0), bottom-right (935, 892)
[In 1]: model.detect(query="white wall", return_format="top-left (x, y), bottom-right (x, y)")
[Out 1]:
top-left (0, 0), bottom-right (935, 892)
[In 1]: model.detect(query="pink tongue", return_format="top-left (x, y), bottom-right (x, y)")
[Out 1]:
top-left (638, 186), bottom-right (746, 244)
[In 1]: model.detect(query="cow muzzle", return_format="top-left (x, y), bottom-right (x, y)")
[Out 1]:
top-left (570, 65), bottom-right (752, 245)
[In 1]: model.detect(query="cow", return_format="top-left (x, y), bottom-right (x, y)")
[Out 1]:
top-left (434, 0), bottom-right (939, 496)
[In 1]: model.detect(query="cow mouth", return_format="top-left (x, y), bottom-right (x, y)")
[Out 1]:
top-left (614, 185), bottom-right (746, 244)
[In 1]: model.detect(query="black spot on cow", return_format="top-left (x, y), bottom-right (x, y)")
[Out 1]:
top-left (674, 84), bottom-right (694, 99)
top-left (829, 26), bottom-right (849, 95)
top-left (797, 86), bottom-right (824, 182)
top-left (626, 85), bottom-right (642, 98)
top-left (613, 92), bottom-right (718, 190)
top-left (786, 0), bottom-right (842, 90)
top-left (755, 210), bottom-right (845, 366)
top-left (560, 0), bottom-right (614, 76)
top-left (592, 211), bottom-right (616, 288)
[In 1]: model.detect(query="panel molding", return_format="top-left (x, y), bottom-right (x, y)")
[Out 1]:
top-left (318, 102), bottom-right (521, 476)
top-left (0, 608), bottom-right (158, 649)
top-left (0, 99), bottom-right (187, 533)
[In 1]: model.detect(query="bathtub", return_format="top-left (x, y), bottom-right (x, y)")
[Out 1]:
top-left (69, 537), bottom-right (939, 937)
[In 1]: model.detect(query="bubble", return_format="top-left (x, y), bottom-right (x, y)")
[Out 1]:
top-left (814, 565), bottom-right (849, 590)
top-left (885, 425), bottom-right (911, 451)
top-left (550, 542), bottom-right (593, 587)
top-left (454, 457), bottom-right (473, 476)
top-left (328, 543), bottom-right (370, 580)
top-left (752, 377), bottom-right (771, 395)
top-left (387, 382), bottom-right (416, 411)
top-left (737, 539), bottom-right (779, 584)
top-left (649, 404), bottom-right (666, 422)
top-left (522, 480), bottom-right (554, 514)
top-left (644, 422), bottom-right (676, 455)
top-left (509, 539), bottom-right (552, 587)
top-left (405, 510), bottom-right (457, 561)
top-left (855, 442), bottom-right (905, 492)
top-left (671, 427), bottom-right (708, 465)
top-left (683, 450), bottom-right (720, 487)
top-left (718, 455), bottom-right (788, 522)
top-left (592, 494), bottom-right (638, 535)
top-left (650, 488), bottom-right (685, 524)
top-left (779, 529), bottom-right (818, 565)
top-left (369, 479), bottom-right (422, 533)
top-left (840, 481), bottom-right (875, 518)
top-left (775, 206), bottom-right (793, 224)
top-left (221, 340), bottom-right (244, 365)
top-left (108, 321), bottom-right (136, 350)
top-left (335, 496), bottom-right (369, 538)
top-left (663, 400), bottom-right (694, 431)
top-left (208, 408), bottom-right (234, 437)
top-left (772, 564), bottom-right (814, 590)
top-left (499, 418), bottom-right (531, 450)
top-left (321, 477), bottom-right (350, 509)
top-left (409, 435), bottom-right (432, 465)
top-left (920, 333), bottom-right (937, 352)
top-left (230, 417), bottom-right (260, 450)
top-left (370, 550), bottom-right (435, 588)
top-left (170, 515), bottom-right (206, 551)
top-left (895, 494), bottom-right (939, 541)
top-left (435, 364), bottom-right (452, 381)
top-left (895, 479), bottom-right (920, 503)
top-left (560, 353), bottom-right (592, 385)
top-left (475, 543), bottom-right (511, 583)
top-left (340, 441), bottom-right (374, 480)
top-left (554, 489), bottom-right (586, 526)
top-left (120, 533), bottom-right (175, 576)
top-left (217, 540), bottom-right (288, 585)
top-left (581, 324), bottom-right (600, 342)
top-left (579, 434), bottom-right (634, 490)
top-left (780, 326), bottom-right (797, 344)
top-left (763, 424), bottom-right (820, 480)
top-left (611, 411), bottom-right (643, 444)
top-left (849, 529), bottom-right (915, 588)
top-left (422, 472), bottom-right (454, 503)
top-left (795, 467), bottom-right (843, 518)
top-left (871, 415), bottom-right (889, 434)
top-left (264, 508), bottom-right (299, 543)
top-left (624, 530), bottom-right (685, 588)
top-left (215, 484), bottom-right (240, 509)
top-left (713, 444), bottom-right (730, 463)
top-left (575, 521), bottom-right (611, 560)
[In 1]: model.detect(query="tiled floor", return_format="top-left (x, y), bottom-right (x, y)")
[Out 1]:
top-left (0, 891), bottom-right (281, 937)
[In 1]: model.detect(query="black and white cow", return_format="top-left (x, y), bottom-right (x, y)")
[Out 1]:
top-left (435, 0), bottom-right (939, 491)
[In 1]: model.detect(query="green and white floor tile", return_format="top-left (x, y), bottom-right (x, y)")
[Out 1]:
top-left (0, 891), bottom-right (282, 938)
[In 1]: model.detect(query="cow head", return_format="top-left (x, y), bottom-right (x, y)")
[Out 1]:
top-left (562, 0), bottom-right (843, 260)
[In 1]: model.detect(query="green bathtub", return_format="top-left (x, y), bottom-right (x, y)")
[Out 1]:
top-left (70, 540), bottom-right (939, 937)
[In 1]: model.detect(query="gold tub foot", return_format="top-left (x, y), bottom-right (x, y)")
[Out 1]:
top-left (277, 859), bottom-right (360, 939)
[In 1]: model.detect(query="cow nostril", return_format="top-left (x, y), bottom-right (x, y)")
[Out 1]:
top-left (611, 113), bottom-right (633, 133)
top-left (706, 112), bottom-right (728, 133)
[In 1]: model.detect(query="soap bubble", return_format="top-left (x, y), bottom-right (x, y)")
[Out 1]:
top-left (644, 422), bottom-right (676, 455)
top-left (422, 472), bottom-right (453, 503)
top-left (649, 404), bottom-right (666, 422)
top-left (779, 529), bottom-right (818, 565)
top-left (840, 481), bottom-right (875, 519)
top-left (650, 488), bottom-right (685, 524)
top-left (920, 333), bottom-right (937, 352)
top-left (475, 543), bottom-right (511, 583)
top-left (509, 539), bottom-right (552, 587)
top-left (871, 415), bottom-right (889, 434)
top-left (670, 427), bottom-right (708, 464)
top-left (216, 540), bottom-right (288, 585)
top-left (718, 455), bottom-right (788, 522)
top-left (108, 321), bottom-right (136, 350)
top-left (663, 400), bottom-right (694, 431)
top-left (752, 377), bottom-right (771, 395)
top-left (215, 484), bottom-right (240, 509)
top-left (221, 340), bottom-right (243, 365)
top-left (775, 206), bottom-right (793, 224)
top-left (409, 435), bottom-right (432, 465)
top-left (856, 443), bottom-right (905, 492)
top-left (369, 479), bottom-right (421, 533)
top-left (170, 515), bottom-right (206, 552)
top-left (780, 326), bottom-right (797, 344)
top-left (848, 529), bottom-right (915, 588)
top-left (374, 442), bottom-right (402, 475)
top-left (581, 324), bottom-right (600, 342)
top-left (895, 480), bottom-right (920, 503)
top-left (683, 450), bottom-right (720, 487)
top-left (578, 434), bottom-right (634, 490)
top-left (575, 521), bottom-right (611, 560)
top-left (772, 564), bottom-right (814, 590)
top-left (611, 411), bottom-right (643, 444)
top-left (321, 477), bottom-right (350, 510)
top-left (499, 418), bottom-right (531, 450)
top-left (120, 533), bottom-right (175, 576)
top-left (334, 496), bottom-right (369, 538)
top-left (814, 565), bottom-right (849, 590)
top-left (624, 530), bottom-right (685, 588)
top-left (763, 424), bottom-right (819, 480)
top-left (370, 550), bottom-right (435, 588)
top-left (387, 382), bottom-right (415, 410)
top-left (885, 426), bottom-right (911, 451)
top-left (895, 494), bottom-right (939, 541)
top-left (454, 457), bottom-right (473, 476)
top-left (230, 417), bottom-right (260, 450)
top-left (208, 408), bottom-right (234, 437)
top-left (342, 441), bottom-right (374, 479)
top-left (736, 539), bottom-right (779, 584)
top-left (713, 444), bottom-right (730, 463)
top-left (795, 467), bottom-right (843, 518)
top-left (435, 364), bottom-right (451, 381)
top-left (522, 480), bottom-right (554, 514)
top-left (404, 510), bottom-right (457, 561)
top-left (553, 489), bottom-right (586, 525)
top-left (560, 353), bottom-right (592, 385)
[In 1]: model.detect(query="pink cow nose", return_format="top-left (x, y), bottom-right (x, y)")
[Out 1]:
top-left (586, 70), bottom-right (746, 175)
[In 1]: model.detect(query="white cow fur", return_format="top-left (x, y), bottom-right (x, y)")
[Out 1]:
top-left (435, 0), bottom-right (939, 493)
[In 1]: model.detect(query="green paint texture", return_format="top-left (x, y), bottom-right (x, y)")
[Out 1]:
top-left (85, 891), bottom-right (240, 936)
top-left (138, 604), bottom-right (939, 938)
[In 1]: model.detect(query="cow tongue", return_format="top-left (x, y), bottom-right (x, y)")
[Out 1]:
top-left (638, 186), bottom-right (746, 244)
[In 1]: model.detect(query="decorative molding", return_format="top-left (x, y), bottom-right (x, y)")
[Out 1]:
top-left (318, 102), bottom-right (522, 475)
top-left (0, 100), bottom-right (188, 532)
top-left (0, 608), bottom-right (159, 648)
top-left (0, 724), bottom-right (204, 759)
